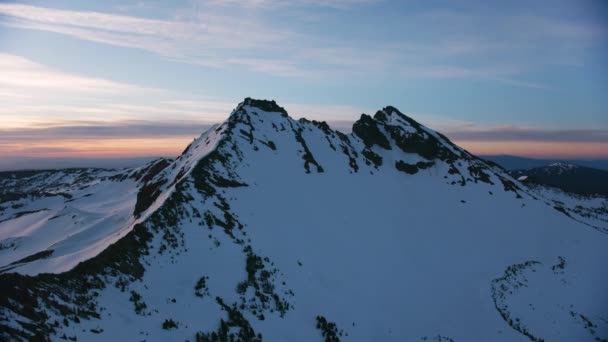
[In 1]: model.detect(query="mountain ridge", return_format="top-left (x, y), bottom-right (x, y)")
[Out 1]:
top-left (510, 163), bottom-right (608, 196)
top-left (483, 155), bottom-right (608, 171)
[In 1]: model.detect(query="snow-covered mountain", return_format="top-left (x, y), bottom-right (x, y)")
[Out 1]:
top-left (1, 98), bottom-right (607, 341)
top-left (510, 163), bottom-right (608, 196)
top-left (483, 155), bottom-right (608, 172)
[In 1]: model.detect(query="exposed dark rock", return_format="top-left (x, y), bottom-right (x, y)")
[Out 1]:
top-left (395, 160), bottom-right (435, 175)
top-left (362, 149), bottom-right (383, 168)
top-left (243, 98), bottom-right (288, 117)
top-left (352, 114), bottom-right (391, 150)
top-left (133, 179), bottom-right (168, 216)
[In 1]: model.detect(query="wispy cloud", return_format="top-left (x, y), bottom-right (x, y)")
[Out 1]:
top-left (0, 120), bottom-right (212, 143)
top-left (2, 114), bottom-right (605, 159)
top-left (415, 114), bottom-right (608, 144)
top-left (0, 49), bottom-right (372, 130)
top-left (15, 146), bottom-right (80, 154)
top-left (0, 53), bottom-right (156, 95)
top-left (0, 137), bottom-right (195, 158)
top-left (0, 53), bottom-right (238, 127)
top-left (0, 3), bottom-right (292, 68)
top-left (400, 65), bottom-right (555, 90)
top-left (0, 99), bottom-right (232, 130)
top-left (224, 58), bottom-right (317, 79)
top-left (460, 141), bottom-right (608, 159)
top-left (443, 126), bottom-right (608, 143)
top-left (8, 3), bottom-right (397, 80)
top-left (205, 0), bottom-right (378, 10)
top-left (0, 52), bottom-right (191, 129)
top-left (2, 2), bottom-right (602, 86)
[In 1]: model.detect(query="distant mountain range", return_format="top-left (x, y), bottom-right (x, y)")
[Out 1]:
top-left (482, 156), bottom-right (608, 196)
top-left (482, 155), bottom-right (608, 171)
top-left (0, 156), bottom-right (162, 172)
top-left (509, 163), bottom-right (608, 196)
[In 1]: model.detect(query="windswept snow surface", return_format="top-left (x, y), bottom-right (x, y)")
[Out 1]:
top-left (527, 184), bottom-right (608, 233)
top-left (0, 168), bottom-right (141, 275)
top-left (1, 99), bottom-right (607, 341)
top-left (0, 124), bottom-right (223, 276)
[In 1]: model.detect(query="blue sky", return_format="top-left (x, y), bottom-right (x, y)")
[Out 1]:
top-left (0, 0), bottom-right (607, 160)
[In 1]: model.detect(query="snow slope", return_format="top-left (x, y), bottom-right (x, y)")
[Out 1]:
top-left (1, 98), bottom-right (607, 341)
top-left (0, 122), bottom-right (224, 276)
top-left (525, 184), bottom-right (608, 234)
top-left (0, 167), bottom-right (143, 275)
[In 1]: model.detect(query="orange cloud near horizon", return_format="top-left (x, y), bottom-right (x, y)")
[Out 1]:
top-left (1, 137), bottom-right (195, 158)
top-left (456, 140), bottom-right (608, 159)
top-left (2, 137), bottom-right (607, 160)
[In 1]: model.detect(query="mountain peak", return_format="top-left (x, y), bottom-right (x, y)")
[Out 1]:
top-left (351, 105), bottom-right (470, 163)
top-left (537, 162), bottom-right (581, 176)
top-left (374, 105), bottom-right (421, 128)
top-left (238, 97), bottom-right (289, 117)
top-left (547, 162), bottom-right (578, 170)
top-left (352, 105), bottom-right (426, 150)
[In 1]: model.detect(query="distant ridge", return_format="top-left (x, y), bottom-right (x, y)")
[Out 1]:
top-left (0, 156), bottom-right (163, 172)
top-left (482, 154), bottom-right (608, 171)
top-left (510, 163), bottom-right (608, 196)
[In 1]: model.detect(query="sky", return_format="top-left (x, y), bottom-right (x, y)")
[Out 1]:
top-left (0, 0), bottom-right (607, 167)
